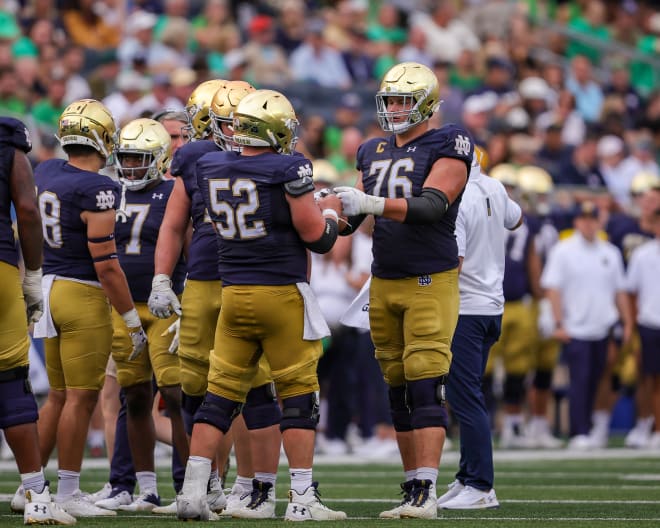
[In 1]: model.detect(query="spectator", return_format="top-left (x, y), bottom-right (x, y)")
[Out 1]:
top-left (367, 2), bottom-right (407, 47)
top-left (566, 55), bottom-right (604, 124)
top-left (536, 90), bottom-right (586, 147)
top-left (274, 0), bottom-right (307, 56)
top-left (30, 73), bottom-right (67, 133)
top-left (61, 0), bottom-right (120, 53)
top-left (604, 59), bottom-right (644, 127)
top-left (102, 69), bottom-right (152, 127)
top-left (242, 14), bottom-right (291, 87)
top-left (149, 16), bottom-right (193, 74)
top-left (617, 132), bottom-right (660, 199)
top-left (554, 130), bottom-right (606, 188)
top-left (117, 10), bottom-right (159, 72)
top-left (597, 135), bottom-right (629, 208)
top-left (191, 0), bottom-right (238, 56)
top-left (61, 45), bottom-right (91, 103)
top-left (565, 0), bottom-right (611, 66)
top-left (410, 0), bottom-right (479, 63)
top-left (290, 19), bottom-right (352, 89)
top-left (342, 28), bottom-right (376, 86)
top-left (134, 74), bottom-right (184, 118)
top-left (0, 66), bottom-right (27, 115)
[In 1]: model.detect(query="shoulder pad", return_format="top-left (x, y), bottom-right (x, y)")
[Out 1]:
top-left (284, 175), bottom-right (315, 197)
top-left (0, 117), bottom-right (32, 153)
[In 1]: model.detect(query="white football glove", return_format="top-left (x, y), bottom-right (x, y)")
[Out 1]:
top-left (161, 318), bottom-right (180, 355)
top-left (334, 186), bottom-right (385, 216)
top-left (148, 274), bottom-right (182, 318)
top-left (122, 308), bottom-right (148, 360)
top-left (22, 268), bottom-right (43, 324)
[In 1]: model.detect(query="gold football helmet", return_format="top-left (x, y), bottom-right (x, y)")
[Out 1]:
top-left (312, 158), bottom-right (341, 186)
top-left (209, 80), bottom-right (255, 151)
top-left (116, 118), bottom-right (172, 191)
top-left (518, 165), bottom-right (553, 195)
top-left (630, 171), bottom-right (660, 195)
top-left (489, 163), bottom-right (519, 188)
top-left (376, 62), bottom-right (440, 133)
top-left (232, 89), bottom-right (299, 155)
top-left (58, 98), bottom-right (116, 158)
top-left (184, 79), bottom-right (227, 140)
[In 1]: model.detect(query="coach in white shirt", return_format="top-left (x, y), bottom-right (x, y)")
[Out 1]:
top-left (626, 204), bottom-right (660, 448)
top-left (541, 201), bottom-right (632, 449)
top-left (438, 160), bottom-right (522, 510)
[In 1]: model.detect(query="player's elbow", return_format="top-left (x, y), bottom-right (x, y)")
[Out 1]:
top-left (303, 218), bottom-right (338, 254)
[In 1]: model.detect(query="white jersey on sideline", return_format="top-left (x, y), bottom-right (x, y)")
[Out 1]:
top-left (456, 163), bottom-right (522, 316)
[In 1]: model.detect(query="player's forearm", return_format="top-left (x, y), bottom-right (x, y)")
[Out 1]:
top-left (615, 291), bottom-right (633, 328)
top-left (154, 224), bottom-right (186, 276)
top-left (546, 289), bottom-right (563, 327)
top-left (95, 261), bottom-right (135, 314)
top-left (16, 208), bottom-right (43, 270)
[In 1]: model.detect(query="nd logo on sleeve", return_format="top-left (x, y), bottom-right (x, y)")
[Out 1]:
top-left (454, 135), bottom-right (471, 157)
top-left (96, 190), bottom-right (116, 210)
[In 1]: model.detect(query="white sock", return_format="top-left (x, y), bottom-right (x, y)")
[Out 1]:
top-left (641, 416), bottom-right (655, 432)
top-left (55, 470), bottom-right (80, 502)
top-left (21, 470), bottom-right (46, 494)
top-left (136, 471), bottom-right (157, 495)
top-left (591, 411), bottom-right (610, 431)
top-left (182, 456), bottom-right (212, 497)
top-left (416, 467), bottom-right (438, 487)
top-left (255, 472), bottom-right (276, 486)
top-left (405, 470), bottom-right (416, 482)
top-left (235, 475), bottom-right (253, 492)
top-left (289, 468), bottom-right (312, 494)
top-left (503, 413), bottom-right (524, 431)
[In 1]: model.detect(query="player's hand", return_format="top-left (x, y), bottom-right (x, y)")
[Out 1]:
top-left (22, 268), bottom-right (43, 324)
top-left (334, 186), bottom-right (385, 216)
top-left (313, 188), bottom-right (333, 203)
top-left (148, 274), bottom-right (182, 318)
top-left (161, 318), bottom-right (180, 355)
top-left (128, 326), bottom-right (148, 360)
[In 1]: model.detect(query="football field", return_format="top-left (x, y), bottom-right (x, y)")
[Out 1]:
top-left (1, 449), bottom-right (659, 527)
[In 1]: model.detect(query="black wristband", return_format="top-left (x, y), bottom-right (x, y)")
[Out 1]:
top-left (339, 214), bottom-right (366, 235)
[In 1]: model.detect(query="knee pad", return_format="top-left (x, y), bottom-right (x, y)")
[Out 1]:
top-left (179, 357), bottom-right (209, 397)
top-left (182, 393), bottom-right (204, 435)
top-left (243, 383), bottom-right (282, 430)
top-left (194, 392), bottom-right (243, 434)
top-left (280, 393), bottom-right (319, 432)
top-left (503, 374), bottom-right (526, 405)
top-left (407, 377), bottom-right (448, 430)
top-left (0, 366), bottom-right (38, 429)
top-left (533, 370), bottom-right (552, 391)
top-left (388, 385), bottom-right (412, 432)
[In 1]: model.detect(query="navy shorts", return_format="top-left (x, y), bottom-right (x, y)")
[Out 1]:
top-left (639, 325), bottom-right (660, 375)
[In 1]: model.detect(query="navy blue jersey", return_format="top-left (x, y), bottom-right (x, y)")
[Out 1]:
top-left (606, 212), bottom-right (653, 266)
top-left (115, 179), bottom-right (186, 302)
top-left (197, 150), bottom-right (313, 286)
top-left (0, 117), bottom-right (32, 268)
top-left (35, 158), bottom-right (120, 281)
top-left (357, 125), bottom-right (473, 279)
top-left (171, 140), bottom-right (220, 280)
top-left (502, 217), bottom-right (537, 301)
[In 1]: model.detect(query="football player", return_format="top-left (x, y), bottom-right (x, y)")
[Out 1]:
top-left (484, 165), bottom-right (544, 449)
top-left (33, 99), bottom-right (147, 517)
top-left (0, 117), bottom-right (76, 525)
top-left (150, 79), bottom-right (283, 518)
top-left (176, 89), bottom-right (346, 522)
top-left (102, 118), bottom-right (185, 511)
top-left (333, 62), bottom-right (473, 519)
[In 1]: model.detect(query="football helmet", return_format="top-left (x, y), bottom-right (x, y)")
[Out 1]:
top-left (376, 62), bottom-right (440, 133)
top-left (184, 79), bottom-right (227, 140)
top-left (518, 165), bottom-right (553, 195)
top-left (232, 89), bottom-right (299, 155)
top-left (58, 98), bottom-right (116, 158)
top-left (209, 80), bottom-right (255, 151)
top-left (116, 118), bottom-right (172, 191)
top-left (489, 163), bottom-right (519, 188)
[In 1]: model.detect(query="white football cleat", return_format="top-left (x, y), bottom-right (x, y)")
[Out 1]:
top-left (117, 491), bottom-right (160, 512)
top-left (151, 501), bottom-right (177, 515)
top-left (11, 484), bottom-right (25, 513)
top-left (440, 485), bottom-right (499, 510)
top-left (378, 480), bottom-right (414, 519)
top-left (24, 484), bottom-right (77, 525)
top-left (220, 483), bottom-right (251, 517)
top-left (207, 476), bottom-right (227, 513)
top-left (88, 482), bottom-right (112, 504)
top-left (437, 479), bottom-right (465, 505)
top-left (176, 493), bottom-right (211, 521)
top-left (398, 479), bottom-right (437, 519)
top-left (95, 490), bottom-right (132, 510)
top-left (232, 480), bottom-right (276, 519)
top-left (59, 491), bottom-right (117, 517)
top-left (284, 482), bottom-right (347, 521)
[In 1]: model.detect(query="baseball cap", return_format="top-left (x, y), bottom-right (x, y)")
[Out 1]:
top-left (575, 200), bottom-right (599, 218)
